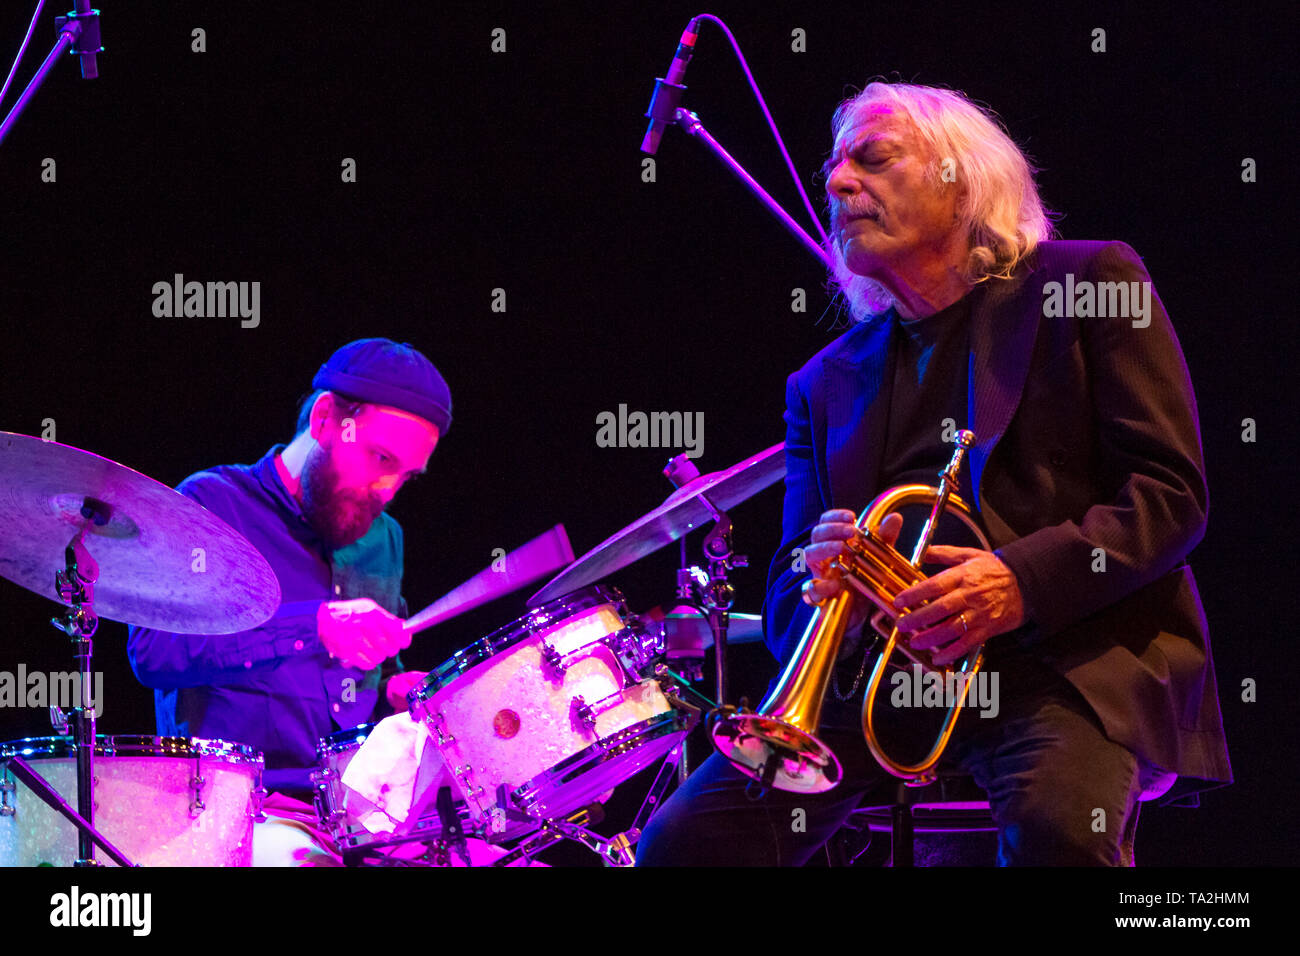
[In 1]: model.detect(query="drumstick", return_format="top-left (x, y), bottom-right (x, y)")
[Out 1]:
top-left (402, 524), bottom-right (574, 635)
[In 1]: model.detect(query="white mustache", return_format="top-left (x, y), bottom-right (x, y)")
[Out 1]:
top-left (833, 202), bottom-right (881, 228)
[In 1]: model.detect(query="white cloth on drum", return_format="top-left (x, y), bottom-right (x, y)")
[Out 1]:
top-left (339, 713), bottom-right (447, 836)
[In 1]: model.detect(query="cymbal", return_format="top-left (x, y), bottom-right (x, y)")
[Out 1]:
top-left (529, 443), bottom-right (784, 606)
top-left (0, 432), bottom-right (280, 634)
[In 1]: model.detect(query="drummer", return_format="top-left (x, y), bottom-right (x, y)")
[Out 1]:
top-left (126, 338), bottom-right (446, 864)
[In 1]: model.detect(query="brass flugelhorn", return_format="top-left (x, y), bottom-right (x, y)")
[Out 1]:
top-left (710, 430), bottom-right (989, 791)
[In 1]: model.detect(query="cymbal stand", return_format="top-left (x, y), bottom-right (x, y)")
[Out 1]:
top-left (7, 503), bottom-right (135, 866)
top-left (662, 454), bottom-right (748, 780)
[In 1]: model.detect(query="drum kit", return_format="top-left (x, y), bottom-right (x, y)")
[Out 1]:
top-left (0, 430), bottom-right (783, 866)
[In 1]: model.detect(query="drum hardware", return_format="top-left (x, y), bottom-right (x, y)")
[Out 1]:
top-left (711, 431), bottom-right (988, 792)
top-left (0, 432), bottom-right (280, 866)
top-left (653, 663), bottom-right (716, 715)
top-left (54, 516), bottom-right (104, 864)
top-left (189, 764), bottom-right (207, 818)
top-left (628, 737), bottom-right (686, 836)
top-left (572, 697), bottom-right (597, 733)
top-left (310, 763), bottom-right (346, 829)
top-left (250, 768), bottom-right (267, 824)
top-left (672, 515), bottom-right (745, 709)
top-left (426, 713), bottom-right (454, 747)
top-left (570, 686), bottom-right (652, 739)
top-left (451, 765), bottom-right (485, 804)
top-left (434, 786), bottom-right (470, 866)
top-left (489, 801), bottom-right (629, 867)
top-left (49, 706), bottom-right (70, 735)
top-left (542, 626), bottom-right (663, 684)
top-left (657, 478), bottom-right (746, 783)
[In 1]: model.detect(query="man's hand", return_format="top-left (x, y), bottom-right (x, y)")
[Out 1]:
top-left (317, 598), bottom-right (410, 671)
top-left (802, 509), bottom-right (905, 640)
top-left (385, 670), bottom-right (428, 711)
top-left (892, 546), bottom-right (1026, 666)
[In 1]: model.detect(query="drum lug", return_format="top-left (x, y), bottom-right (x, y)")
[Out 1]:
top-left (543, 636), bottom-right (628, 679)
top-left (572, 696), bottom-right (597, 733)
top-left (540, 641), bottom-right (567, 676)
top-left (571, 689), bottom-right (635, 741)
top-left (190, 758), bottom-right (206, 818)
top-left (0, 773), bottom-right (14, 816)
top-left (452, 765), bottom-right (488, 822)
top-left (311, 767), bottom-right (345, 827)
top-left (49, 705), bottom-right (70, 735)
top-left (429, 712), bottom-right (455, 746)
top-left (453, 765), bottom-right (484, 796)
top-left (607, 625), bottom-right (660, 679)
top-left (251, 783), bottom-right (268, 823)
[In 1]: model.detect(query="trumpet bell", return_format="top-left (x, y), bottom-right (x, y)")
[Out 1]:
top-left (709, 714), bottom-right (842, 793)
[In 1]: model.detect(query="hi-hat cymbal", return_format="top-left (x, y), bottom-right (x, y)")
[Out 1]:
top-left (529, 443), bottom-right (784, 606)
top-left (659, 610), bottom-right (765, 654)
top-left (0, 432), bottom-right (280, 634)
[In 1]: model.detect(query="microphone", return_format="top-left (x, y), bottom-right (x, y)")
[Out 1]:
top-left (640, 17), bottom-right (701, 155)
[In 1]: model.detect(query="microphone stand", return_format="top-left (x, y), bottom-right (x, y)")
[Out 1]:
top-left (673, 109), bottom-right (833, 272)
top-left (0, 4), bottom-right (102, 148)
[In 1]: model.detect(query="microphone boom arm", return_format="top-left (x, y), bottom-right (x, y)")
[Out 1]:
top-left (676, 108), bottom-right (834, 272)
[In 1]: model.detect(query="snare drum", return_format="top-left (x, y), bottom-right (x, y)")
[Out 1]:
top-left (0, 735), bottom-right (263, 867)
top-left (410, 585), bottom-right (689, 835)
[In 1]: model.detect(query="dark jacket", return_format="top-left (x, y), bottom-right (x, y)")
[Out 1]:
top-left (763, 240), bottom-right (1232, 803)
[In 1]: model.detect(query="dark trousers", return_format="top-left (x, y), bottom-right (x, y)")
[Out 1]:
top-left (636, 653), bottom-right (1144, 866)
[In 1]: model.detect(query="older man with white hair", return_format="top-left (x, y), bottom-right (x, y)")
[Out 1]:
top-left (637, 82), bottom-right (1231, 866)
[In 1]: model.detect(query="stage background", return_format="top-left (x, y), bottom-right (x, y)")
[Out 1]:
top-left (1, 0), bottom-right (1294, 866)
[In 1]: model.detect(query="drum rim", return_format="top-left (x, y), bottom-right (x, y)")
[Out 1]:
top-left (0, 734), bottom-right (264, 765)
top-left (508, 709), bottom-right (689, 817)
top-left (408, 584), bottom-right (630, 704)
top-left (315, 722), bottom-right (378, 759)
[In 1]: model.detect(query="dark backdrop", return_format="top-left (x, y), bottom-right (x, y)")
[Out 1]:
top-left (0, 0), bottom-right (1294, 866)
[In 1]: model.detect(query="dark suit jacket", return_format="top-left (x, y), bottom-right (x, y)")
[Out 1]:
top-left (763, 240), bottom-right (1232, 803)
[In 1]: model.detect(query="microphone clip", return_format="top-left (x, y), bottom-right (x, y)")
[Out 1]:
top-left (54, 7), bottom-right (103, 80)
top-left (643, 77), bottom-right (687, 129)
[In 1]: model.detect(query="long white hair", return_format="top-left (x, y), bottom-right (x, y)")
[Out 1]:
top-left (827, 82), bottom-right (1056, 322)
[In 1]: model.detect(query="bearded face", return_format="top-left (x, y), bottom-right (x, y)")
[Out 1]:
top-left (299, 436), bottom-right (387, 549)
top-left (296, 398), bottom-right (441, 550)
